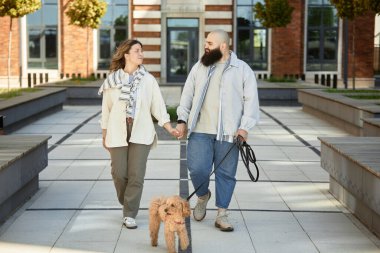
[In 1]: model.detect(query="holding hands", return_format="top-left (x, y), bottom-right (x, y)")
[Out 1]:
top-left (175, 122), bottom-right (187, 139)
top-left (164, 122), bottom-right (181, 138)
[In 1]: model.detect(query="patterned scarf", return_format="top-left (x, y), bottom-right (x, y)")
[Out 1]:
top-left (98, 66), bottom-right (146, 118)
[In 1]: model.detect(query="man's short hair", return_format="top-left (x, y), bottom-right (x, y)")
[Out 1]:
top-left (211, 29), bottom-right (230, 46)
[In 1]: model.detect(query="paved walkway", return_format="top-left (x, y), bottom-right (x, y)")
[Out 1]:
top-left (0, 105), bottom-right (379, 253)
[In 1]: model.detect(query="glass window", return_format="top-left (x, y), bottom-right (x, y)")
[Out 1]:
top-left (26, 0), bottom-right (58, 69)
top-left (236, 0), bottom-right (268, 70)
top-left (237, 0), bottom-right (253, 5)
top-left (28, 29), bottom-right (41, 58)
top-left (168, 19), bottom-right (198, 28)
top-left (98, 0), bottom-right (128, 70)
top-left (306, 0), bottom-right (338, 71)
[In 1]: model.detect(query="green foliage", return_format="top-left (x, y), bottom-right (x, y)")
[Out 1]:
top-left (0, 0), bottom-right (41, 18)
top-left (166, 107), bottom-right (178, 122)
top-left (325, 89), bottom-right (380, 93)
top-left (254, 0), bottom-right (294, 28)
top-left (66, 0), bottom-right (107, 29)
top-left (268, 76), bottom-right (296, 82)
top-left (367, 0), bottom-right (380, 13)
top-left (330, 0), bottom-right (380, 19)
top-left (0, 88), bottom-right (41, 99)
top-left (345, 94), bottom-right (380, 99)
top-left (61, 76), bottom-right (98, 84)
top-left (71, 76), bottom-right (98, 81)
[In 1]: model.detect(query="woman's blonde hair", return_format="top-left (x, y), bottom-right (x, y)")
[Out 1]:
top-left (109, 39), bottom-right (143, 72)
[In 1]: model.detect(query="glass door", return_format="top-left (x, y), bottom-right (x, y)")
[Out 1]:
top-left (167, 19), bottom-right (199, 82)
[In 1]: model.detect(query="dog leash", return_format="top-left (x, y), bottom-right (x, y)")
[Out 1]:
top-left (236, 135), bottom-right (260, 182)
top-left (186, 135), bottom-right (259, 201)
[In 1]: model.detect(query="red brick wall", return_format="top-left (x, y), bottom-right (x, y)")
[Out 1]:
top-left (271, 0), bottom-right (304, 77)
top-left (204, 4), bottom-right (233, 44)
top-left (345, 13), bottom-right (375, 78)
top-left (0, 17), bottom-right (21, 77)
top-left (61, 0), bottom-right (94, 77)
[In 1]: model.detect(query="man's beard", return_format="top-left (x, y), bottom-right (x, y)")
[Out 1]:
top-left (200, 48), bottom-right (223, 67)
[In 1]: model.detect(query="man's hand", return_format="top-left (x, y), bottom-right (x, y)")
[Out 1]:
top-left (176, 123), bottom-right (187, 139)
top-left (236, 129), bottom-right (248, 142)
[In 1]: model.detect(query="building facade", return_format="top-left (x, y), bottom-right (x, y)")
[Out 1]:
top-left (0, 0), bottom-right (376, 88)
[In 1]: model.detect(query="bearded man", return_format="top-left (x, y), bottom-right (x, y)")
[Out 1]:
top-left (176, 29), bottom-right (260, 231)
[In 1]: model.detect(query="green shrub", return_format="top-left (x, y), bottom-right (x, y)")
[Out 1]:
top-left (325, 89), bottom-right (380, 93)
top-left (254, 0), bottom-right (294, 28)
top-left (0, 88), bottom-right (41, 99)
top-left (166, 106), bottom-right (178, 122)
top-left (267, 76), bottom-right (296, 83)
top-left (345, 94), bottom-right (380, 100)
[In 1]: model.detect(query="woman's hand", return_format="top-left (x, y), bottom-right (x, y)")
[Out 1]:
top-left (102, 129), bottom-right (110, 152)
top-left (163, 122), bottom-right (180, 138)
top-left (102, 137), bottom-right (110, 152)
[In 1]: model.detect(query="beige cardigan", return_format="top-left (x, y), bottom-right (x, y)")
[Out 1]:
top-left (100, 73), bottom-right (170, 148)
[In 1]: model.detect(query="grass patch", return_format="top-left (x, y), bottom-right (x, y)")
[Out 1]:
top-left (0, 88), bottom-right (41, 99)
top-left (345, 94), bottom-right (380, 100)
top-left (61, 76), bottom-right (98, 85)
top-left (267, 76), bottom-right (297, 83)
top-left (325, 89), bottom-right (380, 94)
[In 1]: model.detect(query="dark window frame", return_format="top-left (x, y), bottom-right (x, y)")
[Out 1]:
top-left (236, 0), bottom-right (268, 71)
top-left (26, 1), bottom-right (58, 69)
top-left (98, 0), bottom-right (129, 70)
top-left (166, 18), bottom-right (199, 82)
top-left (306, 0), bottom-right (339, 71)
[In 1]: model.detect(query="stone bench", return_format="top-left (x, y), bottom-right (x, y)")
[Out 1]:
top-left (0, 135), bottom-right (50, 223)
top-left (363, 118), bottom-right (380, 137)
top-left (319, 137), bottom-right (380, 236)
top-left (298, 89), bottom-right (380, 136)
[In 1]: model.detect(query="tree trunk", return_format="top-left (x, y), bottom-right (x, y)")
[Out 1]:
top-left (86, 28), bottom-right (89, 78)
top-left (343, 18), bottom-right (348, 89)
top-left (352, 20), bottom-right (356, 90)
top-left (7, 18), bottom-right (13, 91)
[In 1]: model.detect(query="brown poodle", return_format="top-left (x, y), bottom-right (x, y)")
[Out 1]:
top-left (149, 195), bottom-right (191, 253)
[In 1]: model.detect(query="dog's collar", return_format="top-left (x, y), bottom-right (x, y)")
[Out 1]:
top-left (174, 221), bottom-right (185, 225)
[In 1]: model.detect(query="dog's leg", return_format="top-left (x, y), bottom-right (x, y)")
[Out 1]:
top-left (178, 227), bottom-right (189, 250)
top-left (164, 225), bottom-right (176, 253)
top-left (149, 201), bottom-right (161, 247)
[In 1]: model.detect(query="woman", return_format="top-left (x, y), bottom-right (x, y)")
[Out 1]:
top-left (99, 39), bottom-right (179, 229)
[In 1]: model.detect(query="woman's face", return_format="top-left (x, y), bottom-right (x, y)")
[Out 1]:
top-left (125, 43), bottom-right (143, 67)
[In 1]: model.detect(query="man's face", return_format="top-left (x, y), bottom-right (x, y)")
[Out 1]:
top-left (205, 33), bottom-right (219, 53)
top-left (201, 33), bottom-right (223, 66)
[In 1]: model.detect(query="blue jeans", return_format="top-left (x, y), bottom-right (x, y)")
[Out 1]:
top-left (187, 132), bottom-right (239, 209)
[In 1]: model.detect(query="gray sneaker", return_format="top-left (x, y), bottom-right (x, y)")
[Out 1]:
top-left (193, 190), bottom-right (211, 221)
top-left (215, 210), bottom-right (234, 232)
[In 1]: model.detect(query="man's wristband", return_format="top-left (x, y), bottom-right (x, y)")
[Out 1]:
top-left (177, 120), bottom-right (186, 124)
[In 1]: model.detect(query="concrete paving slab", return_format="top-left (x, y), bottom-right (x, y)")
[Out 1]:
top-left (1, 105), bottom-right (379, 253)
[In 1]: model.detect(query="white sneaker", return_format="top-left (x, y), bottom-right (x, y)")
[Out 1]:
top-left (215, 210), bottom-right (234, 232)
top-left (123, 217), bottom-right (137, 229)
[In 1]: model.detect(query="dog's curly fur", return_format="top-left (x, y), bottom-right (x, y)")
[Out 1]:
top-left (149, 195), bottom-right (191, 253)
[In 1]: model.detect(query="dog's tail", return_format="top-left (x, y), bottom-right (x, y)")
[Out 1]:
top-left (149, 198), bottom-right (162, 247)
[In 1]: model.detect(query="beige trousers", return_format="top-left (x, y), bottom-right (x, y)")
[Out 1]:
top-left (109, 122), bottom-right (151, 218)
